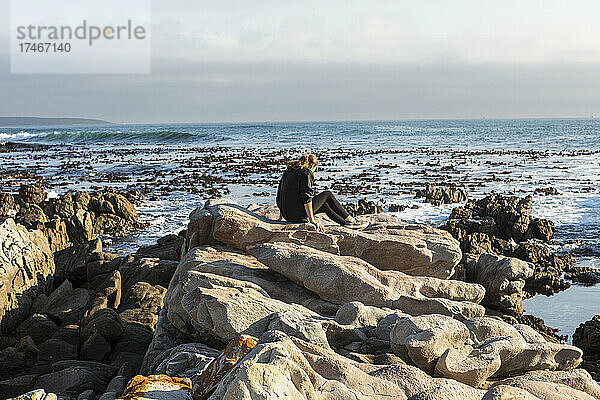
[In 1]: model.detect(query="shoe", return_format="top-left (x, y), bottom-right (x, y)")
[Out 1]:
top-left (345, 220), bottom-right (369, 230)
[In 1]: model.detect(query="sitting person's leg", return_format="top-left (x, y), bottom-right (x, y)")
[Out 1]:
top-left (312, 191), bottom-right (350, 225)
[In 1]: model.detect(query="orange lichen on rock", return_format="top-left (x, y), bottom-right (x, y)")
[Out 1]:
top-left (118, 374), bottom-right (193, 400)
top-left (192, 334), bottom-right (258, 400)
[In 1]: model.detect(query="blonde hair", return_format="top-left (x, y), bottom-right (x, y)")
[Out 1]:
top-left (288, 154), bottom-right (318, 170)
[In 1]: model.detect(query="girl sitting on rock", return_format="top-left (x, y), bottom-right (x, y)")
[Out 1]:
top-left (276, 154), bottom-right (367, 231)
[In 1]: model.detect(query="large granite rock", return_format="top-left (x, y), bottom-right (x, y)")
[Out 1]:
top-left (390, 314), bottom-right (583, 387)
top-left (331, 222), bottom-right (462, 279)
top-left (465, 253), bottom-right (534, 315)
top-left (0, 219), bottom-right (54, 334)
top-left (166, 264), bottom-right (333, 348)
top-left (249, 242), bottom-right (485, 320)
top-left (185, 200), bottom-right (462, 279)
top-left (173, 246), bottom-right (337, 316)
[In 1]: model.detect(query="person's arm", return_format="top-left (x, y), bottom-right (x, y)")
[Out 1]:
top-left (300, 171), bottom-right (323, 231)
top-left (304, 201), bottom-right (324, 232)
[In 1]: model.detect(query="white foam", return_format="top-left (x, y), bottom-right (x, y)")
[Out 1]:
top-left (0, 131), bottom-right (41, 140)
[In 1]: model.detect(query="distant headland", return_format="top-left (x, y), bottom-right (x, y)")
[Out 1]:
top-left (0, 117), bottom-right (113, 127)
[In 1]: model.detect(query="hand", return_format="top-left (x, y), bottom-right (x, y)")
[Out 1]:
top-left (313, 221), bottom-right (325, 232)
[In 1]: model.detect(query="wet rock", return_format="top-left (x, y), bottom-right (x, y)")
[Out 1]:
top-left (534, 187), bottom-right (560, 196)
top-left (567, 271), bottom-right (600, 286)
top-left (415, 185), bottom-right (468, 206)
top-left (465, 253), bottom-right (533, 315)
top-left (0, 219), bottom-right (55, 334)
top-left (444, 194), bottom-right (555, 243)
top-left (344, 198), bottom-right (383, 216)
top-left (18, 184), bottom-right (46, 205)
top-left (573, 315), bottom-right (600, 380)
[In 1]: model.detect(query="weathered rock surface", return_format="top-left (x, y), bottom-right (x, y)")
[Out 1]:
top-left (249, 242), bottom-right (485, 320)
top-left (172, 246), bottom-right (337, 316)
top-left (389, 314), bottom-right (583, 387)
top-left (186, 200), bottom-right (463, 279)
top-left (415, 185), bottom-right (468, 206)
top-left (465, 253), bottom-right (534, 315)
top-left (0, 219), bottom-right (55, 334)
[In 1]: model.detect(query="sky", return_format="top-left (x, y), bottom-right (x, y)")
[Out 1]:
top-left (1, 0), bottom-right (600, 123)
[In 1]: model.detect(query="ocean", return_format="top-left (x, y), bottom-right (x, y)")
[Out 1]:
top-left (1, 118), bottom-right (599, 341)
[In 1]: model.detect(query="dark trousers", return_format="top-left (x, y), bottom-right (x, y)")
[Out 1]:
top-left (312, 191), bottom-right (350, 225)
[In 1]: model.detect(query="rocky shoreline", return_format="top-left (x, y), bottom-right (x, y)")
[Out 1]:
top-left (1, 185), bottom-right (599, 399)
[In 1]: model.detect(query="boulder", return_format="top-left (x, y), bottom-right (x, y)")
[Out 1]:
top-left (435, 344), bottom-right (501, 388)
top-left (464, 317), bottom-right (582, 377)
top-left (481, 385), bottom-right (539, 400)
top-left (30, 338), bottom-right (78, 375)
top-left (0, 219), bottom-right (55, 334)
top-left (136, 234), bottom-right (184, 261)
top-left (389, 314), bottom-right (470, 374)
top-left (118, 282), bottom-right (166, 330)
top-left (151, 343), bottom-right (219, 377)
top-left (34, 362), bottom-right (116, 396)
top-left (331, 223), bottom-right (462, 279)
top-left (41, 280), bottom-right (90, 324)
top-left (173, 246), bottom-right (337, 317)
top-left (87, 270), bottom-right (121, 317)
top-left (0, 374), bottom-right (39, 399)
top-left (494, 369), bottom-right (600, 399)
top-left (168, 268), bottom-right (332, 348)
top-left (249, 242), bottom-right (485, 320)
top-left (80, 332), bottom-right (111, 362)
top-left (12, 313), bottom-right (58, 345)
top-left (119, 256), bottom-right (178, 291)
top-left (53, 238), bottom-right (102, 286)
top-left (81, 308), bottom-right (124, 341)
top-left (205, 200), bottom-right (339, 253)
top-left (18, 184), bottom-right (46, 205)
top-left (201, 200), bottom-right (463, 279)
top-left (465, 253), bottom-right (534, 315)
top-left (192, 335), bottom-right (258, 399)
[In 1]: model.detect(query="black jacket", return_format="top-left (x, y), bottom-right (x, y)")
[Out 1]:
top-left (276, 167), bottom-right (315, 222)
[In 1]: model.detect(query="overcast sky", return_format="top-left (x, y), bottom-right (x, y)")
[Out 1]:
top-left (1, 0), bottom-right (600, 123)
